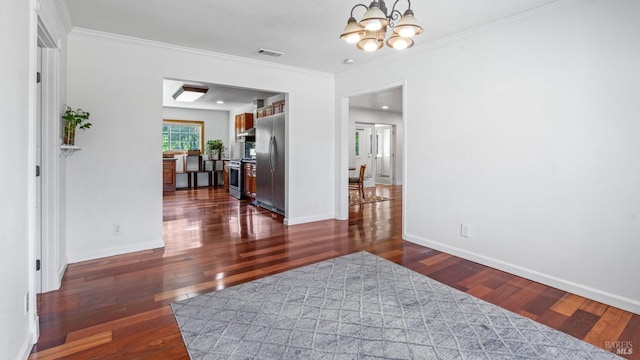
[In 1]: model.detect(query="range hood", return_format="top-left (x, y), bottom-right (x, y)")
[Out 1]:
top-left (237, 127), bottom-right (255, 137)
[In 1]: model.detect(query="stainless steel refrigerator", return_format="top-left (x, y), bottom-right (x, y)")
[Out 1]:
top-left (256, 112), bottom-right (285, 215)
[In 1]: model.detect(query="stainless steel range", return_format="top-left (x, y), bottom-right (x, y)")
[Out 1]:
top-left (227, 160), bottom-right (243, 199)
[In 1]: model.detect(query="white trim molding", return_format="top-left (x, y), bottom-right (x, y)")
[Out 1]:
top-left (70, 28), bottom-right (335, 80)
top-left (67, 239), bottom-right (165, 264)
top-left (405, 233), bottom-right (640, 315)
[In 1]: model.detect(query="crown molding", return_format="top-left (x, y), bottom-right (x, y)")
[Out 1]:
top-left (416, 0), bottom-right (596, 52)
top-left (337, 0), bottom-right (596, 78)
top-left (70, 28), bottom-right (335, 80)
top-left (52, 0), bottom-right (73, 33)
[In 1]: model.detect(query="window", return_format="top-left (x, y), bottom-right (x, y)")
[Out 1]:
top-left (162, 119), bottom-right (204, 151)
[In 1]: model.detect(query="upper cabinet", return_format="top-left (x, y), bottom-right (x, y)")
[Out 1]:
top-left (235, 112), bottom-right (254, 142)
top-left (272, 100), bottom-right (285, 115)
top-left (257, 100), bottom-right (285, 119)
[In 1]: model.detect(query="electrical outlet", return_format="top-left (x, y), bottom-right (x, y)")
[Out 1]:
top-left (461, 224), bottom-right (471, 238)
top-left (113, 223), bottom-right (121, 235)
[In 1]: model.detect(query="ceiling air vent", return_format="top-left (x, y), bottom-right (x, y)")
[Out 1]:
top-left (257, 48), bottom-right (285, 57)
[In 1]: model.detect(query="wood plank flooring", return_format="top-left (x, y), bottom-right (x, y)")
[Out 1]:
top-left (30, 185), bottom-right (639, 359)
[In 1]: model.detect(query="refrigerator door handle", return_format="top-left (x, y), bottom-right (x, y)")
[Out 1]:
top-left (269, 135), bottom-right (277, 173)
top-left (268, 135), bottom-right (274, 172)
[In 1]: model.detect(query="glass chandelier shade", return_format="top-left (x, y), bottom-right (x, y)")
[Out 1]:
top-left (392, 9), bottom-right (423, 38)
top-left (359, 2), bottom-right (389, 31)
top-left (357, 30), bottom-right (385, 52)
top-left (340, 17), bottom-right (367, 44)
top-left (386, 34), bottom-right (414, 50)
top-left (340, 0), bottom-right (422, 52)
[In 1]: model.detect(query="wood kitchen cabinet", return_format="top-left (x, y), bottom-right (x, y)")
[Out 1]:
top-left (243, 163), bottom-right (250, 196)
top-left (235, 113), bottom-right (254, 142)
top-left (250, 164), bottom-right (257, 197)
top-left (243, 162), bottom-right (256, 198)
top-left (257, 100), bottom-right (285, 118)
top-left (272, 100), bottom-right (285, 114)
top-left (163, 159), bottom-right (176, 193)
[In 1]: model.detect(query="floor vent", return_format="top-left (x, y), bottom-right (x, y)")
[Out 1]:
top-left (257, 48), bottom-right (285, 57)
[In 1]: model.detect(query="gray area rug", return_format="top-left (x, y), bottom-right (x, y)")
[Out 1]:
top-left (171, 251), bottom-right (620, 359)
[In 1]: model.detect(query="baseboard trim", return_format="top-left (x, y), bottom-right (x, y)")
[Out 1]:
top-left (405, 233), bottom-right (640, 315)
top-left (57, 262), bottom-right (67, 288)
top-left (284, 213), bottom-right (334, 226)
top-left (67, 239), bottom-right (164, 263)
top-left (18, 330), bottom-right (35, 360)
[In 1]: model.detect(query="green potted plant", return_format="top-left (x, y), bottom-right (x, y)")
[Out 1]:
top-left (206, 139), bottom-right (225, 160)
top-left (62, 106), bottom-right (92, 145)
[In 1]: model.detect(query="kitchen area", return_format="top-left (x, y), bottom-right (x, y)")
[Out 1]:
top-left (162, 79), bottom-right (287, 217)
top-left (227, 97), bottom-right (286, 216)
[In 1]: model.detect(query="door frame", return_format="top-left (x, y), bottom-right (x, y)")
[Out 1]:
top-left (36, 10), bottom-right (64, 294)
top-left (337, 80), bottom-right (407, 231)
top-left (26, 6), bottom-right (64, 347)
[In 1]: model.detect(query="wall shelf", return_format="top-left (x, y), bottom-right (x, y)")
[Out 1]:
top-left (60, 144), bottom-right (81, 157)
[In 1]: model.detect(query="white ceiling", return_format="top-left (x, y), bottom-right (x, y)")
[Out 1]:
top-left (350, 86), bottom-right (403, 114)
top-left (64, 0), bottom-right (560, 111)
top-left (63, 0), bottom-right (560, 74)
top-left (163, 79), bottom-right (279, 111)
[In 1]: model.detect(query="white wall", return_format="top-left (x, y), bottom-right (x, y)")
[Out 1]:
top-left (337, 0), bottom-right (640, 314)
top-left (349, 108), bottom-right (404, 185)
top-left (163, 107), bottom-right (230, 158)
top-left (66, 29), bottom-right (335, 262)
top-left (0, 2), bottom-right (33, 358)
top-left (0, 0), bottom-right (70, 358)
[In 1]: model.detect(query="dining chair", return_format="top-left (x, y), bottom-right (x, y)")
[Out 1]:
top-left (349, 164), bottom-right (366, 201)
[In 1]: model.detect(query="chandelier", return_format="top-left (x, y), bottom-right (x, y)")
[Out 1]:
top-left (340, 0), bottom-right (423, 52)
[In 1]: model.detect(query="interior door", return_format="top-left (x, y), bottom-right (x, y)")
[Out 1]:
top-left (375, 125), bottom-right (393, 185)
top-left (354, 124), bottom-right (373, 181)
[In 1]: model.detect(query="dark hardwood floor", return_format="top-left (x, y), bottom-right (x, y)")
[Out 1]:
top-left (31, 185), bottom-right (639, 359)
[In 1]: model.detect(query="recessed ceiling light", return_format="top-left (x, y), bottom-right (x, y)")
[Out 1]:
top-left (216, 100), bottom-right (224, 104)
top-left (343, 58), bottom-right (355, 64)
top-left (381, 105), bottom-right (389, 110)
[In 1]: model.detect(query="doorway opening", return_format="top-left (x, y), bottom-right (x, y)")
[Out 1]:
top-left (353, 123), bottom-right (396, 187)
top-left (161, 79), bottom-right (289, 248)
top-left (345, 84), bottom-right (405, 221)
